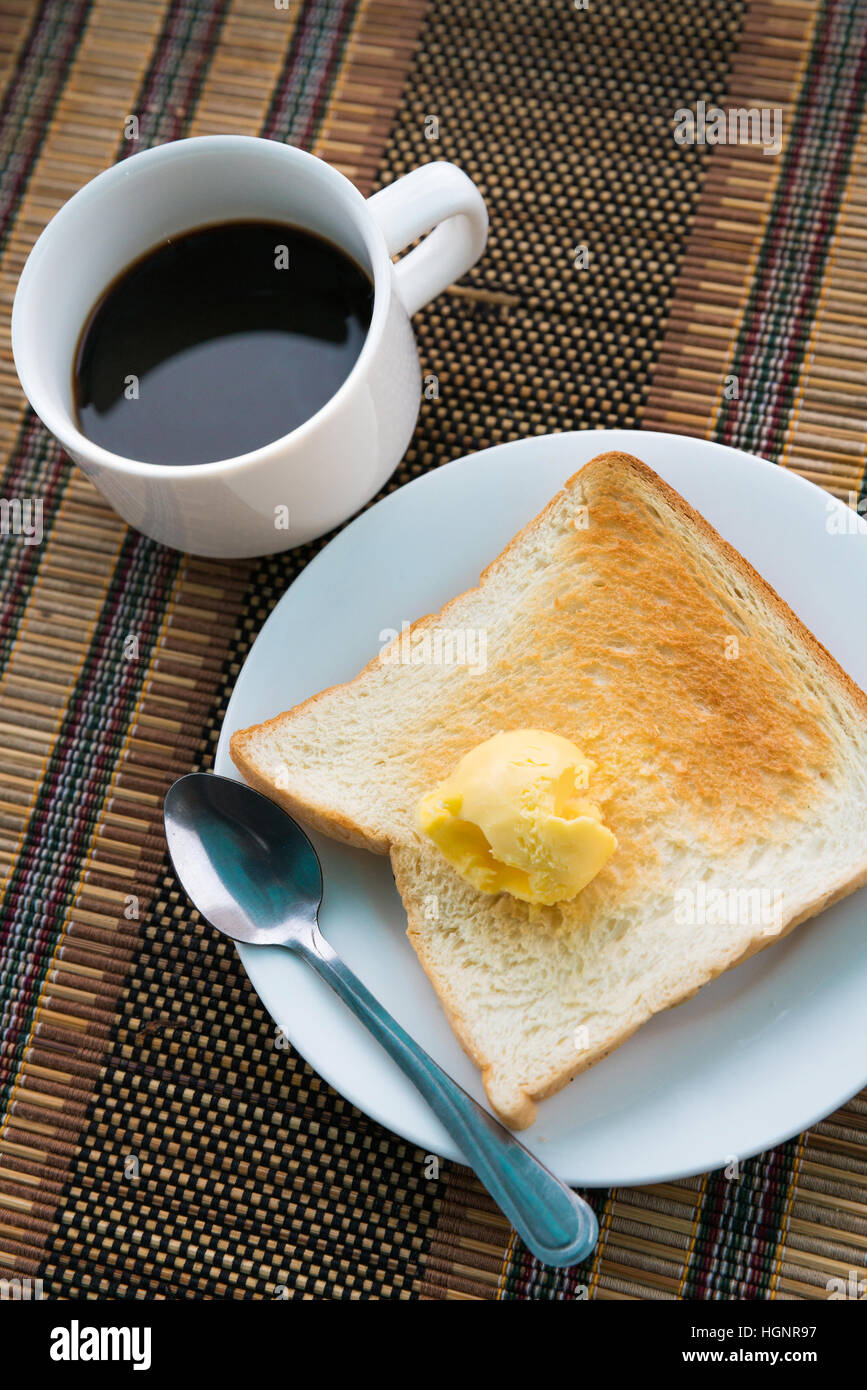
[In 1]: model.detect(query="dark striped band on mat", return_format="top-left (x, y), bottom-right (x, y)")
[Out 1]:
top-left (1, 0), bottom-right (866, 1301)
top-left (263, 0), bottom-right (356, 144)
top-left (117, 0), bottom-right (232, 157)
top-left (0, 0), bottom-right (93, 259)
top-left (713, 0), bottom-right (867, 465)
top-left (645, 0), bottom-right (867, 504)
top-left (0, 0), bottom-right (96, 593)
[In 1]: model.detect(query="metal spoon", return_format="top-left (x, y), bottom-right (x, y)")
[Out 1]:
top-left (163, 772), bottom-right (598, 1267)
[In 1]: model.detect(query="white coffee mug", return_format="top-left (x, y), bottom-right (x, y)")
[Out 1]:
top-left (12, 136), bottom-right (488, 558)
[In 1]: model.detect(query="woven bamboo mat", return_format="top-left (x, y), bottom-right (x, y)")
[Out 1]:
top-left (0, 0), bottom-right (866, 1301)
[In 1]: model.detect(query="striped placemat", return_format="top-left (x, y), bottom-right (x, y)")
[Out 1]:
top-left (0, 0), bottom-right (865, 1302)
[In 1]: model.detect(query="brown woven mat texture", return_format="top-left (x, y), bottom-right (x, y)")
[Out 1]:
top-left (1, 0), bottom-right (866, 1301)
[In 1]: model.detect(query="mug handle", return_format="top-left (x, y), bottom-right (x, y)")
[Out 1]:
top-left (367, 162), bottom-right (488, 317)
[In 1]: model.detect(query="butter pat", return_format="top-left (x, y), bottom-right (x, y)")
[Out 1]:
top-left (416, 729), bottom-right (617, 906)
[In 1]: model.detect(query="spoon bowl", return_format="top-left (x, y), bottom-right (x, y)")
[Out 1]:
top-left (165, 772), bottom-right (321, 944)
top-left (164, 771), bottom-right (599, 1268)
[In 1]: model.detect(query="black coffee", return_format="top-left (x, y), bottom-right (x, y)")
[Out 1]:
top-left (73, 221), bottom-right (374, 466)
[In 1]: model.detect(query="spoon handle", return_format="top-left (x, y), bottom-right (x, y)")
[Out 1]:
top-left (296, 929), bottom-right (598, 1268)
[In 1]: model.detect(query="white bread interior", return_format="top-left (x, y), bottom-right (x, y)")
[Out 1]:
top-left (231, 452), bottom-right (867, 1128)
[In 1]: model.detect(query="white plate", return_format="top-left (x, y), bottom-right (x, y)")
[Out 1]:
top-left (215, 429), bottom-right (867, 1186)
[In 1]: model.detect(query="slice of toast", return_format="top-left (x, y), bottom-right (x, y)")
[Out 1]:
top-left (231, 451), bottom-right (867, 1128)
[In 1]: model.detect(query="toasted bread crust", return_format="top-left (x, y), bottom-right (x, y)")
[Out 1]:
top-left (230, 451), bottom-right (867, 1128)
top-left (230, 727), bottom-right (390, 852)
top-left (232, 451), bottom-right (867, 806)
top-left (591, 454), bottom-right (867, 725)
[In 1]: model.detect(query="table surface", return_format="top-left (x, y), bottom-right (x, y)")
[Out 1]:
top-left (0, 0), bottom-right (865, 1301)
